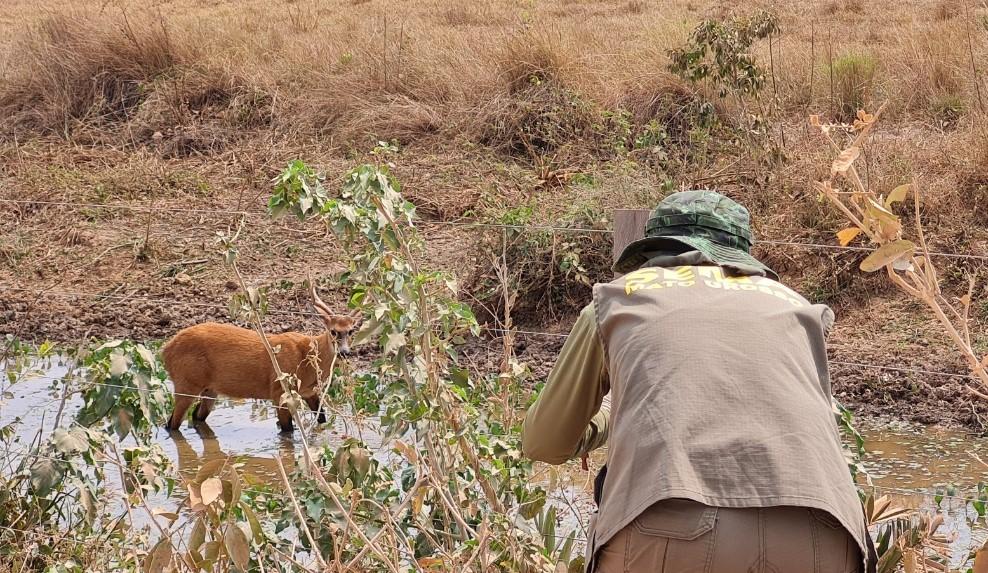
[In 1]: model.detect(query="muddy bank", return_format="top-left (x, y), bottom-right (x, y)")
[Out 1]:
top-left (3, 280), bottom-right (986, 432)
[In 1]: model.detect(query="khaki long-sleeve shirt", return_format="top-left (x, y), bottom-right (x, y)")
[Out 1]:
top-left (521, 253), bottom-right (870, 573)
top-left (521, 305), bottom-right (610, 465)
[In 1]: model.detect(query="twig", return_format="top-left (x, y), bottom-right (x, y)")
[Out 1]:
top-left (828, 29), bottom-right (834, 118)
top-left (274, 455), bottom-right (328, 570)
top-left (809, 22), bottom-right (816, 105)
top-left (460, 518), bottom-right (491, 571)
top-left (89, 241), bottom-right (134, 267)
top-left (965, 1), bottom-right (985, 114)
top-left (426, 471), bottom-right (477, 538)
top-left (344, 476), bottom-right (427, 570)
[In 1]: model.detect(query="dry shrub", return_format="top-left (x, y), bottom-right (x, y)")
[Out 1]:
top-left (478, 84), bottom-right (603, 159)
top-left (619, 72), bottom-right (722, 147)
top-left (933, 0), bottom-right (960, 21)
top-left (441, 4), bottom-right (507, 27)
top-left (467, 218), bottom-right (612, 324)
top-left (293, 27), bottom-right (466, 146)
top-left (954, 123), bottom-right (988, 221)
top-left (474, 31), bottom-right (610, 161)
top-left (895, 27), bottom-right (965, 122)
top-left (495, 30), bottom-right (571, 96)
top-left (823, 0), bottom-right (864, 15)
top-left (626, 0), bottom-right (646, 15)
top-left (133, 66), bottom-right (273, 156)
top-left (0, 12), bottom-right (190, 134)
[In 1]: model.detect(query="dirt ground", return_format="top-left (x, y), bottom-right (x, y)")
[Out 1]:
top-left (3, 0), bottom-right (988, 431)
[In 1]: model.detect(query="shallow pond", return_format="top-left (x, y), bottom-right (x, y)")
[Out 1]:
top-left (2, 355), bottom-right (987, 565)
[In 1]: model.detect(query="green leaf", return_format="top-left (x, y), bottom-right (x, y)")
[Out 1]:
top-left (79, 483), bottom-right (96, 525)
top-left (109, 351), bottom-right (130, 377)
top-left (95, 340), bottom-right (124, 351)
top-left (860, 240), bottom-right (915, 273)
top-left (350, 448), bottom-right (371, 480)
top-left (383, 332), bottom-right (406, 355)
top-left (135, 345), bottom-right (157, 369)
top-left (242, 506), bottom-right (263, 542)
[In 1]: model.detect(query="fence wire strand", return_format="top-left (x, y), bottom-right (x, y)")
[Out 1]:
top-left (4, 197), bottom-right (988, 261)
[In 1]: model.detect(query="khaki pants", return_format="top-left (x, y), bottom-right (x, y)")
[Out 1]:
top-left (595, 499), bottom-right (863, 573)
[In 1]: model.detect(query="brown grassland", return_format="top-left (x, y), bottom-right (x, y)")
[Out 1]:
top-left (2, 0), bottom-right (988, 428)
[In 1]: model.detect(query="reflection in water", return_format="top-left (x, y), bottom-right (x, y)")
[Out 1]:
top-left (170, 422), bottom-right (297, 486)
top-left (858, 417), bottom-right (988, 490)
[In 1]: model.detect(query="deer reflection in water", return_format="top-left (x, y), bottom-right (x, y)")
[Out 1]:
top-left (171, 421), bottom-right (297, 486)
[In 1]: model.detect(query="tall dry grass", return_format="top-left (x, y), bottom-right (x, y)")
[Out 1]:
top-left (0, 12), bottom-right (189, 133)
top-left (0, 0), bottom-right (986, 158)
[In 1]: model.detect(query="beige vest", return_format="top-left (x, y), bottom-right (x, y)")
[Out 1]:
top-left (588, 263), bottom-right (870, 569)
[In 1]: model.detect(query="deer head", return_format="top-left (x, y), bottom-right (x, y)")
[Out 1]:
top-left (309, 281), bottom-right (358, 356)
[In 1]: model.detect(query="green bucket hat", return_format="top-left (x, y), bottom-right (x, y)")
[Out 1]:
top-left (613, 190), bottom-right (778, 279)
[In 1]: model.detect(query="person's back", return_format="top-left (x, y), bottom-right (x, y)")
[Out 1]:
top-left (522, 191), bottom-right (874, 573)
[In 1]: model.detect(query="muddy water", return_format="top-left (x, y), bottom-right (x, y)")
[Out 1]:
top-left (2, 359), bottom-right (987, 563)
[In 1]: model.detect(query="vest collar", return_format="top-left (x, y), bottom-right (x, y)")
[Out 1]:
top-left (640, 250), bottom-right (768, 278)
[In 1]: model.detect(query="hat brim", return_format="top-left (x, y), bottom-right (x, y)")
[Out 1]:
top-left (613, 235), bottom-right (778, 280)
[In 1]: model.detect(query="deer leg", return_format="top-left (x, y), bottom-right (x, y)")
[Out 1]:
top-left (305, 395), bottom-right (326, 424)
top-left (273, 388), bottom-right (294, 433)
top-left (193, 389), bottom-right (216, 422)
top-left (168, 394), bottom-right (195, 431)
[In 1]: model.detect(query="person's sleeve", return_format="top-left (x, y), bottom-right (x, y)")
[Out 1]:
top-left (822, 306), bottom-right (836, 338)
top-left (521, 304), bottom-right (610, 465)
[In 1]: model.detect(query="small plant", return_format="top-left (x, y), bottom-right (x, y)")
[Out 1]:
top-left (812, 106), bottom-right (988, 398)
top-left (268, 159), bottom-right (329, 220)
top-left (668, 10), bottom-right (779, 102)
top-left (468, 200), bottom-right (610, 322)
top-left (930, 93), bottom-right (965, 128)
top-left (830, 53), bottom-right (877, 122)
top-left (261, 157), bottom-right (575, 570)
top-left (74, 340), bottom-right (172, 442)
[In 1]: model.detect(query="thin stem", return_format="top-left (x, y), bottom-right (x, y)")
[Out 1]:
top-left (275, 456), bottom-right (328, 570)
top-left (427, 472), bottom-right (477, 539)
top-left (344, 476), bottom-right (427, 570)
top-left (911, 179), bottom-right (939, 294)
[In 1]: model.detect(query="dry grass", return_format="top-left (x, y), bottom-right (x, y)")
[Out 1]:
top-left (0, 12), bottom-right (189, 133)
top-left (0, 0), bottom-right (983, 149)
top-left (2, 0), bottom-right (988, 320)
top-left (933, 0), bottom-right (961, 21)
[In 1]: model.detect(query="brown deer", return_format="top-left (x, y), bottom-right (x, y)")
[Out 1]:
top-left (162, 283), bottom-right (357, 433)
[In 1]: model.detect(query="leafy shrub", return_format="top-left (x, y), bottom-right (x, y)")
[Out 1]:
top-left (667, 10), bottom-right (779, 101)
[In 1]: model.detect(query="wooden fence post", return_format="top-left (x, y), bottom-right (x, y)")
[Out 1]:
top-left (612, 209), bottom-right (651, 278)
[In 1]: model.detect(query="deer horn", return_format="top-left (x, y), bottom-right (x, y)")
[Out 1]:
top-left (308, 279), bottom-right (334, 316)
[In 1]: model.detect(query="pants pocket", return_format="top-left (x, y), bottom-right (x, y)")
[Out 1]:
top-left (627, 499), bottom-right (718, 573)
top-left (809, 508), bottom-right (856, 573)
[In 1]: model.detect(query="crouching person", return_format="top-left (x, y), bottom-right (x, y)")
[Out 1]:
top-left (522, 191), bottom-right (876, 573)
